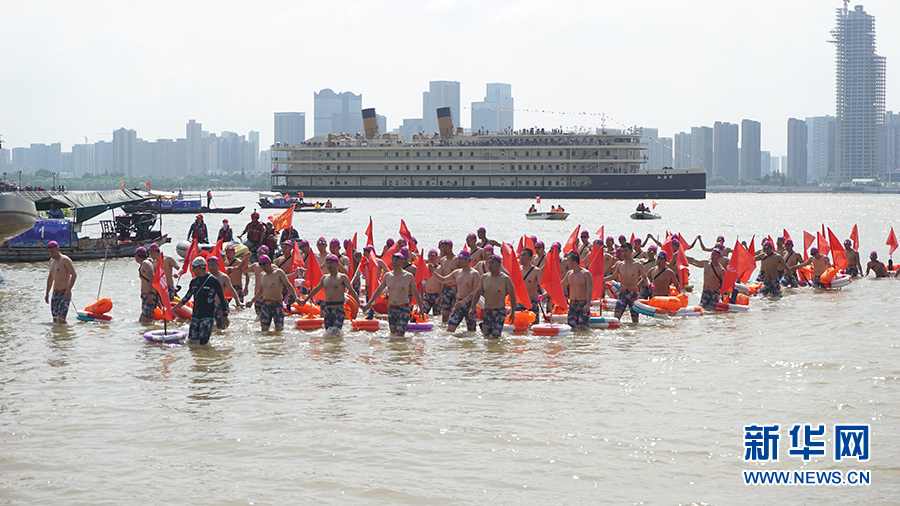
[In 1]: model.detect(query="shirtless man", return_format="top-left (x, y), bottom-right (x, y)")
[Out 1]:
top-left (148, 242), bottom-right (181, 300)
top-left (223, 244), bottom-right (249, 302)
top-left (755, 241), bottom-right (790, 298)
top-left (430, 250), bottom-right (482, 333)
top-left (519, 248), bottom-right (543, 314)
top-left (604, 236), bottom-right (616, 255)
top-left (604, 242), bottom-right (647, 323)
top-left (244, 254), bottom-right (295, 331)
top-left (438, 239), bottom-right (459, 322)
top-left (865, 251), bottom-right (890, 278)
top-left (644, 251), bottom-right (680, 298)
top-left (206, 256), bottom-right (241, 329)
top-left (578, 231), bottom-right (592, 262)
top-left (781, 239), bottom-right (804, 287)
top-left (476, 227), bottom-right (502, 249)
top-left (300, 254), bottom-right (361, 333)
top-left (532, 241), bottom-right (547, 272)
top-left (247, 245), bottom-right (269, 317)
top-left (465, 233), bottom-right (485, 265)
top-left (361, 253), bottom-right (425, 337)
top-left (135, 247), bottom-right (158, 323)
top-left (561, 251), bottom-right (593, 330)
top-left (328, 238), bottom-right (349, 274)
top-left (45, 241), bottom-right (77, 323)
top-left (468, 255), bottom-right (515, 339)
top-left (420, 249), bottom-right (443, 316)
top-left (314, 237), bottom-right (329, 266)
top-left (794, 248), bottom-right (831, 287)
top-left (844, 239), bottom-right (863, 277)
top-left (686, 247), bottom-right (726, 310)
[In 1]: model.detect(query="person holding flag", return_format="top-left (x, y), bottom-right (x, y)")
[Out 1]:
top-left (298, 254), bottom-right (361, 335)
top-left (560, 251), bottom-right (593, 330)
top-left (148, 243), bottom-right (180, 299)
top-left (755, 241), bottom-right (790, 298)
top-left (173, 257), bottom-right (227, 345)
top-left (135, 247), bottom-right (160, 323)
top-left (793, 248), bottom-right (831, 287)
top-left (843, 239), bottom-right (862, 277)
top-left (781, 239), bottom-right (804, 287)
top-left (420, 250), bottom-right (443, 316)
top-left (604, 242), bottom-right (647, 323)
top-left (518, 248), bottom-right (543, 314)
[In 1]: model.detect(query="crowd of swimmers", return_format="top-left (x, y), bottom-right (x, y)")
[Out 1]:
top-left (42, 220), bottom-right (900, 346)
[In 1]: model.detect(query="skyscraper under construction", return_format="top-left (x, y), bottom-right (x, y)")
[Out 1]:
top-left (830, 3), bottom-right (886, 181)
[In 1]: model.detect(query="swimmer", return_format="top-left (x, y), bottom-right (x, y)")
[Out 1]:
top-left (755, 241), bottom-right (789, 298)
top-left (45, 240), bottom-right (76, 324)
top-left (645, 251), bottom-right (680, 298)
top-left (686, 247), bottom-right (726, 310)
top-left (561, 251), bottom-right (592, 330)
top-left (843, 240), bottom-right (863, 277)
top-left (430, 250), bottom-right (482, 333)
top-left (135, 247), bottom-right (158, 323)
top-left (361, 253), bottom-right (425, 338)
top-left (245, 254), bottom-right (295, 331)
top-left (865, 251), bottom-right (889, 278)
top-left (468, 255), bottom-right (515, 339)
top-left (604, 242), bottom-right (647, 323)
top-left (518, 247), bottom-right (543, 314)
top-left (299, 254), bottom-right (361, 334)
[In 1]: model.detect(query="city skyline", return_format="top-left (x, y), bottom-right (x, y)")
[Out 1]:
top-left (2, 1), bottom-right (898, 159)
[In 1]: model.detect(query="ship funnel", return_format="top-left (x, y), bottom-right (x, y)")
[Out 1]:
top-left (362, 108), bottom-right (378, 139)
top-left (437, 107), bottom-right (454, 137)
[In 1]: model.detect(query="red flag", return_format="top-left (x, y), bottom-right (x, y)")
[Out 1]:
top-left (399, 220), bottom-right (417, 253)
top-left (539, 245), bottom-right (568, 311)
top-left (305, 252), bottom-right (324, 300)
top-left (366, 249), bottom-right (379, 298)
top-left (803, 231), bottom-right (815, 256)
top-left (536, 195), bottom-right (541, 204)
top-left (153, 254), bottom-right (174, 321)
top-left (366, 216), bottom-right (374, 247)
top-left (783, 229), bottom-right (792, 242)
top-left (596, 225), bottom-right (604, 238)
top-left (180, 238), bottom-right (199, 277)
top-left (850, 225), bottom-right (859, 250)
top-left (146, 181), bottom-right (150, 190)
top-left (414, 252), bottom-right (430, 291)
top-left (563, 225), bottom-right (581, 255)
top-left (290, 239), bottom-right (305, 273)
top-left (817, 231), bottom-right (830, 256)
top-left (524, 235), bottom-right (535, 253)
top-left (748, 235), bottom-right (756, 258)
top-left (721, 241), bottom-right (754, 294)
top-left (380, 241), bottom-right (400, 265)
top-left (660, 234), bottom-right (673, 259)
top-left (887, 227), bottom-right (898, 255)
top-left (352, 232), bottom-right (358, 251)
top-left (587, 245), bottom-right (605, 300)
top-left (502, 242), bottom-right (530, 308)
top-left (652, 201), bottom-right (658, 210)
top-left (516, 236), bottom-right (524, 256)
top-left (213, 237), bottom-right (225, 267)
top-left (820, 224), bottom-right (830, 255)
top-left (267, 206), bottom-right (293, 232)
top-left (827, 227), bottom-right (848, 271)
top-left (630, 233), bottom-right (636, 245)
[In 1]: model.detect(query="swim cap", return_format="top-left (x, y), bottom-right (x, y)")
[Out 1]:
top-left (844, 239), bottom-right (852, 245)
top-left (329, 238), bottom-right (340, 247)
top-left (428, 249), bottom-right (438, 256)
top-left (135, 247), bottom-right (148, 257)
top-left (648, 244), bottom-right (657, 251)
top-left (258, 245), bottom-right (270, 255)
top-left (762, 240), bottom-right (773, 248)
top-left (391, 252), bottom-right (404, 260)
top-left (363, 245), bottom-right (374, 253)
top-left (445, 239), bottom-right (453, 248)
top-left (385, 238), bottom-right (394, 246)
top-left (785, 239), bottom-right (793, 246)
top-left (343, 239), bottom-right (352, 249)
top-left (552, 242), bottom-right (562, 250)
top-left (711, 247), bottom-right (722, 256)
top-left (618, 235), bottom-right (626, 241)
top-left (594, 239), bottom-right (603, 244)
top-left (717, 235), bottom-right (725, 242)
top-left (225, 244), bottom-right (235, 251)
top-left (282, 240), bottom-right (293, 248)
top-left (581, 230), bottom-right (589, 237)
top-left (298, 240), bottom-right (309, 248)
top-left (871, 251), bottom-right (878, 258)
top-left (777, 236), bottom-right (785, 242)
top-left (207, 256), bottom-right (219, 264)
top-left (488, 254), bottom-right (502, 263)
top-left (317, 237), bottom-right (327, 244)
top-left (148, 243), bottom-right (160, 252)
top-left (483, 245), bottom-right (494, 254)
top-left (47, 240), bottom-right (59, 249)
top-left (671, 239), bottom-right (680, 246)
top-left (615, 247), bottom-right (622, 255)
top-left (478, 227), bottom-right (486, 234)
top-left (326, 254), bottom-right (339, 263)
top-left (399, 246), bottom-right (410, 259)
top-left (466, 233), bottom-right (477, 240)
top-left (397, 238), bottom-right (407, 245)
top-left (258, 254), bottom-right (271, 265)
top-left (535, 241), bottom-right (545, 249)
top-left (606, 236), bottom-right (614, 242)
top-left (633, 238), bottom-right (642, 245)
top-left (192, 257), bottom-right (207, 267)
top-left (810, 247), bottom-right (818, 255)
top-left (657, 251), bottom-right (668, 260)
top-left (458, 250), bottom-right (471, 260)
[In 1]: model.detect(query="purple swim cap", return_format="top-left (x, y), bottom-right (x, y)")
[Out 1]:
top-left (258, 245), bottom-right (270, 255)
top-left (326, 254), bottom-right (339, 263)
top-left (810, 247), bottom-right (818, 255)
top-left (385, 238), bottom-right (394, 246)
top-left (477, 227), bottom-right (486, 234)
top-left (258, 254), bottom-right (271, 265)
top-left (581, 230), bottom-right (589, 237)
top-left (399, 246), bottom-right (410, 259)
top-left (458, 250), bottom-right (471, 260)
top-left (466, 232), bottom-right (477, 240)
top-left (488, 254), bottom-right (502, 263)
top-left (428, 249), bottom-right (438, 256)
top-left (329, 238), bottom-right (340, 247)
top-left (298, 240), bottom-right (309, 248)
top-left (535, 241), bottom-right (545, 249)
top-left (47, 240), bottom-right (59, 249)
top-left (135, 246), bottom-right (148, 257)
top-left (148, 242), bottom-right (160, 252)
top-left (317, 237), bottom-right (326, 244)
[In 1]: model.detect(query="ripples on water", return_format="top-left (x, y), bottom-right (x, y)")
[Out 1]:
top-left (1, 193), bottom-right (898, 505)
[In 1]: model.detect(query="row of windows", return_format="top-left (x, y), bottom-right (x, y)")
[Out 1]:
top-left (318, 164), bottom-right (581, 171)
top-left (315, 149), bottom-right (630, 159)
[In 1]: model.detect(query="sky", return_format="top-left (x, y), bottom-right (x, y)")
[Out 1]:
top-left (1, 0), bottom-right (898, 158)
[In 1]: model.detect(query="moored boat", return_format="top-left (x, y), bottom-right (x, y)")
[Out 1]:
top-left (259, 191), bottom-right (347, 212)
top-left (630, 211), bottom-right (661, 220)
top-left (0, 194), bottom-right (38, 245)
top-left (123, 191), bottom-right (244, 215)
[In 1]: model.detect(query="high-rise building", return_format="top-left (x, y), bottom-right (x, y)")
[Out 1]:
top-left (740, 119), bottom-right (761, 180)
top-left (423, 81), bottom-right (460, 136)
top-left (806, 115), bottom-right (835, 183)
top-left (674, 132), bottom-right (691, 169)
top-left (72, 143), bottom-right (94, 177)
top-left (787, 118), bottom-right (808, 184)
top-left (471, 83), bottom-right (513, 134)
top-left (886, 111), bottom-right (900, 180)
top-left (274, 112), bottom-right (306, 145)
top-left (830, 4), bottom-right (886, 180)
top-left (398, 118), bottom-right (425, 142)
top-left (713, 122), bottom-right (739, 182)
top-left (770, 156), bottom-right (780, 175)
top-left (186, 119), bottom-right (204, 175)
top-left (314, 89), bottom-right (363, 136)
top-left (690, 126), bottom-right (713, 174)
top-left (113, 128), bottom-right (137, 176)
top-left (641, 128), bottom-right (673, 170)
top-left (761, 151), bottom-right (771, 176)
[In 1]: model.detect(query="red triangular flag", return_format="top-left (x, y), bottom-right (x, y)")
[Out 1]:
top-left (516, 236), bottom-right (524, 256)
top-left (352, 232), bottom-right (358, 251)
top-left (630, 233), bottom-right (636, 245)
top-left (803, 231), bottom-right (815, 260)
top-left (817, 231), bottom-right (830, 256)
top-left (305, 252), bottom-right (325, 301)
top-left (524, 235), bottom-right (535, 254)
top-left (827, 227), bottom-right (848, 271)
top-left (596, 225), bottom-right (604, 239)
top-left (180, 238), bottom-right (199, 277)
top-left (850, 225), bottom-right (859, 250)
top-left (213, 237), bottom-right (225, 267)
top-left (414, 252), bottom-right (430, 291)
top-left (153, 254), bottom-right (174, 320)
top-left (380, 242), bottom-right (400, 265)
top-left (587, 245), bottom-right (605, 300)
top-left (563, 225), bottom-right (581, 255)
top-left (720, 241), bottom-right (753, 294)
top-left (783, 229), bottom-right (792, 242)
top-left (539, 245), bottom-right (568, 311)
top-left (887, 227), bottom-right (898, 255)
top-left (366, 249), bottom-right (380, 298)
top-left (399, 220), bottom-right (417, 254)
top-left (290, 239), bottom-right (305, 273)
top-left (366, 216), bottom-right (374, 248)
top-left (536, 195), bottom-right (541, 204)
top-left (748, 235), bottom-right (756, 258)
top-left (502, 242), bottom-right (531, 308)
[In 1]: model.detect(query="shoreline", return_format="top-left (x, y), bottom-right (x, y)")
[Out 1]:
top-left (707, 186), bottom-right (900, 194)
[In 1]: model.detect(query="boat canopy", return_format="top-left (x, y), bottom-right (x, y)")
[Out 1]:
top-left (144, 190), bottom-right (180, 200)
top-left (259, 191), bottom-right (284, 198)
top-left (33, 189), bottom-right (149, 223)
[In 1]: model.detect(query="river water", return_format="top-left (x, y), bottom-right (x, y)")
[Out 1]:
top-left (1, 192), bottom-right (898, 505)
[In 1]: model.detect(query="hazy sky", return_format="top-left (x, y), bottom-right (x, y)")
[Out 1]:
top-left (1, 0), bottom-right (897, 158)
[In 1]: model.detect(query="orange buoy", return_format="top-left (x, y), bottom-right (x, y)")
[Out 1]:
top-left (295, 318), bottom-right (324, 330)
top-left (84, 297), bottom-right (113, 314)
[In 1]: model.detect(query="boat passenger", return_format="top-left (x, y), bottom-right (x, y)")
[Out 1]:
top-left (188, 214), bottom-right (209, 244)
top-left (47, 202), bottom-right (64, 219)
top-left (239, 212), bottom-right (266, 256)
top-left (218, 219), bottom-right (233, 242)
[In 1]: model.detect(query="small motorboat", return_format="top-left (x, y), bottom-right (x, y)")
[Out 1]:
top-left (630, 211), bottom-right (661, 220)
top-left (526, 211), bottom-right (569, 221)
